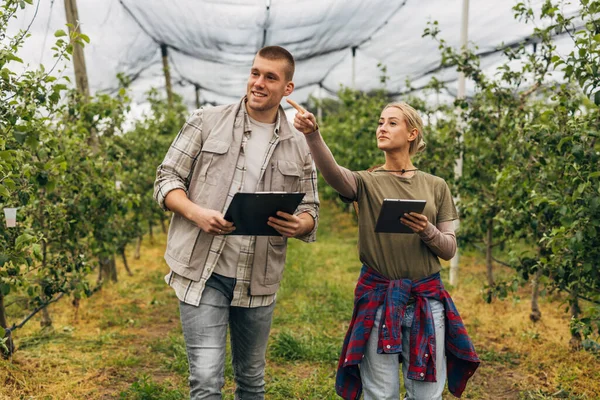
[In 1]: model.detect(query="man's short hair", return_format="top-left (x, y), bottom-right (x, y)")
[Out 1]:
top-left (256, 46), bottom-right (295, 81)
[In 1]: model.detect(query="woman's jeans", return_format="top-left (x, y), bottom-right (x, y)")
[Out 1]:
top-left (361, 299), bottom-right (447, 400)
top-left (179, 285), bottom-right (275, 400)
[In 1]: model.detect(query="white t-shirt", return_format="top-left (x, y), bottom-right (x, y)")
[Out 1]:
top-left (213, 117), bottom-right (275, 278)
top-left (243, 117), bottom-right (275, 192)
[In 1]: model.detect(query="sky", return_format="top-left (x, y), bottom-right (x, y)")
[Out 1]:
top-left (5, 0), bottom-right (579, 114)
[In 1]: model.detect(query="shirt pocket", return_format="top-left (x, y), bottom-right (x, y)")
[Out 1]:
top-left (265, 236), bottom-right (288, 284)
top-left (270, 160), bottom-right (302, 192)
top-left (195, 139), bottom-right (230, 186)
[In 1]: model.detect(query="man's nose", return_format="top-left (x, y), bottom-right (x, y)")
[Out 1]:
top-left (254, 76), bottom-right (265, 87)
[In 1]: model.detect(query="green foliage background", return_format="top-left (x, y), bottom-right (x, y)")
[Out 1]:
top-left (1, 0), bottom-right (599, 356)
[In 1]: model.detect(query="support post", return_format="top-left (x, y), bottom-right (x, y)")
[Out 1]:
top-left (449, 0), bottom-right (469, 286)
top-left (351, 46), bottom-right (357, 89)
top-left (194, 84), bottom-right (201, 109)
top-left (63, 0), bottom-right (90, 98)
top-left (161, 43), bottom-right (173, 107)
top-left (317, 83), bottom-right (323, 124)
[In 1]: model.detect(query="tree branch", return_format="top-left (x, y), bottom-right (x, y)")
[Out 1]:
top-left (4, 293), bottom-right (64, 335)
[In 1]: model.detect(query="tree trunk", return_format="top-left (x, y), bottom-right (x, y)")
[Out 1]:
top-left (40, 239), bottom-right (52, 328)
top-left (569, 290), bottom-right (582, 351)
top-left (134, 235), bottom-right (142, 260)
top-left (148, 220), bottom-right (154, 244)
top-left (98, 255), bottom-right (118, 283)
top-left (72, 296), bottom-right (80, 322)
top-left (40, 305), bottom-right (53, 328)
top-left (120, 247), bottom-right (133, 276)
top-left (0, 292), bottom-right (15, 358)
top-left (160, 214), bottom-right (167, 233)
top-left (485, 220), bottom-right (495, 286)
top-left (530, 268), bottom-right (542, 322)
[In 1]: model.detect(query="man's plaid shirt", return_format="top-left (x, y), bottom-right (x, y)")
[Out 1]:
top-left (335, 265), bottom-right (480, 399)
top-left (163, 106), bottom-right (319, 308)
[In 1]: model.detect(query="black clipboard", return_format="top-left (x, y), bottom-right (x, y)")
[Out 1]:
top-left (374, 199), bottom-right (427, 234)
top-left (224, 192), bottom-right (306, 236)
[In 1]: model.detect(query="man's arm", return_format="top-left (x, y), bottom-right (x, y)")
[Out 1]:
top-left (267, 211), bottom-right (314, 238)
top-left (154, 110), bottom-right (204, 210)
top-left (267, 137), bottom-right (319, 241)
top-left (164, 189), bottom-right (234, 235)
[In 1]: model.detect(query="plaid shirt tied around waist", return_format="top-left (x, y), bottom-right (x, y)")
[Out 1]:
top-left (335, 265), bottom-right (480, 399)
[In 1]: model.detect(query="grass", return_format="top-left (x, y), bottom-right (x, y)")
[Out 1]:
top-left (1, 201), bottom-right (600, 399)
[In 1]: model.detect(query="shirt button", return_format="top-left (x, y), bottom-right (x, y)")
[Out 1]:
top-left (344, 358), bottom-right (348, 363)
top-left (382, 324), bottom-right (386, 328)
top-left (425, 354), bottom-right (429, 358)
top-left (420, 372), bottom-right (425, 377)
top-left (386, 345), bottom-right (391, 349)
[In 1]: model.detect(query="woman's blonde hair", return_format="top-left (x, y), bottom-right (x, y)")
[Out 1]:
top-left (383, 102), bottom-right (426, 155)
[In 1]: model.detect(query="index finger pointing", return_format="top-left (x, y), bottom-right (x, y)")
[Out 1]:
top-left (286, 98), bottom-right (305, 113)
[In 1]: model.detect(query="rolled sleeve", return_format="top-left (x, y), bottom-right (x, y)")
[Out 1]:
top-left (294, 154), bottom-right (320, 243)
top-left (154, 110), bottom-right (205, 210)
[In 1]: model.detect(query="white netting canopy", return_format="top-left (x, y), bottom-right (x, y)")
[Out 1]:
top-left (9, 0), bottom-right (580, 108)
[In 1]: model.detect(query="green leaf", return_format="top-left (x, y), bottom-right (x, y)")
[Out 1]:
top-left (6, 54), bottom-right (23, 64)
top-left (0, 283), bottom-right (10, 296)
top-left (54, 29), bottom-right (67, 38)
top-left (0, 327), bottom-right (5, 337)
top-left (15, 233), bottom-right (34, 248)
top-left (0, 185), bottom-right (9, 199)
top-left (0, 150), bottom-right (14, 161)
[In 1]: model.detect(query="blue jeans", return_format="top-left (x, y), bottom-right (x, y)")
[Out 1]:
top-left (179, 285), bottom-right (275, 400)
top-left (361, 299), bottom-right (447, 400)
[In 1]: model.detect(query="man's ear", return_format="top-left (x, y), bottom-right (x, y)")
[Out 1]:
top-left (284, 81), bottom-right (295, 96)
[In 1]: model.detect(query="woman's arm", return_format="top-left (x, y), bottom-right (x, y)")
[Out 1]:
top-left (303, 130), bottom-right (357, 199)
top-left (287, 99), bottom-right (357, 199)
top-left (418, 220), bottom-right (457, 261)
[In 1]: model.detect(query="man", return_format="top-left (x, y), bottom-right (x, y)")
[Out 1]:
top-left (154, 46), bottom-right (319, 399)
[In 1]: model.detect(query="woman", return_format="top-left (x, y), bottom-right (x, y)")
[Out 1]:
top-left (287, 99), bottom-right (479, 400)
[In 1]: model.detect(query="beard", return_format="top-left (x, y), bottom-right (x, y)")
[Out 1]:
top-left (247, 92), bottom-right (277, 112)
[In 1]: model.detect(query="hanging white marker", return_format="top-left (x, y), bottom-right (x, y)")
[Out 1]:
top-left (4, 207), bottom-right (18, 228)
top-left (115, 180), bottom-right (122, 191)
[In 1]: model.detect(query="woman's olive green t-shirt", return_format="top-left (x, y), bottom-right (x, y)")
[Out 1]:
top-left (346, 170), bottom-right (458, 280)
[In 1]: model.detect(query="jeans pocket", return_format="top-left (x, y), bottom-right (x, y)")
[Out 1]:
top-left (430, 300), bottom-right (445, 329)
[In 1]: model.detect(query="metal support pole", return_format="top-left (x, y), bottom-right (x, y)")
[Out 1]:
top-left (194, 84), bottom-right (201, 109)
top-left (449, 0), bottom-right (469, 287)
top-left (317, 83), bottom-right (323, 124)
top-left (351, 46), bottom-right (357, 89)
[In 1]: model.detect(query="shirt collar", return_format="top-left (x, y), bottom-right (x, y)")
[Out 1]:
top-left (242, 97), bottom-right (281, 137)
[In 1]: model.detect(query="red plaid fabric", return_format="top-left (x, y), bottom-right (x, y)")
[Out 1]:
top-left (335, 265), bottom-right (480, 399)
